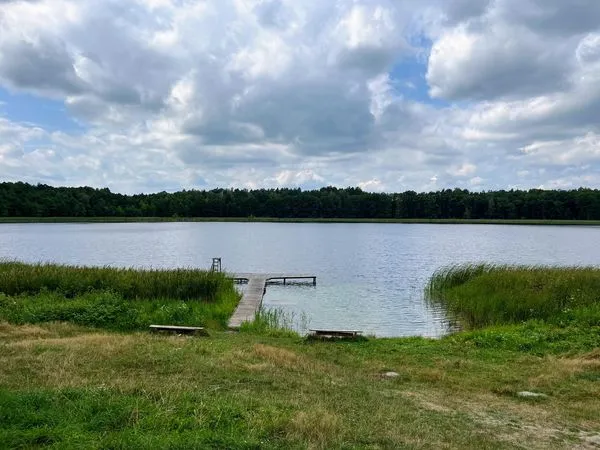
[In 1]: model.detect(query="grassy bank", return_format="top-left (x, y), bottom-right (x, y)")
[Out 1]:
top-left (0, 261), bottom-right (231, 301)
top-left (1, 320), bottom-right (599, 449)
top-left (0, 262), bottom-right (240, 331)
top-left (1, 264), bottom-right (599, 448)
top-left (2, 216), bottom-right (600, 225)
top-left (426, 264), bottom-right (600, 329)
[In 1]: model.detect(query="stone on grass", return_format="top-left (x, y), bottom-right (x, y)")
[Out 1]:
top-left (517, 391), bottom-right (547, 398)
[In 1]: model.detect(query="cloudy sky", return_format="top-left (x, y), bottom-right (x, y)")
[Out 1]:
top-left (0, 0), bottom-right (599, 193)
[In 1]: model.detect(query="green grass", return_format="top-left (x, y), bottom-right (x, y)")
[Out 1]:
top-left (426, 264), bottom-right (600, 328)
top-left (239, 308), bottom-right (307, 338)
top-left (2, 216), bottom-right (600, 225)
top-left (0, 290), bottom-right (239, 331)
top-left (0, 261), bottom-right (232, 301)
top-left (0, 320), bottom-right (598, 449)
top-left (1, 264), bottom-right (599, 447)
top-left (0, 262), bottom-right (240, 330)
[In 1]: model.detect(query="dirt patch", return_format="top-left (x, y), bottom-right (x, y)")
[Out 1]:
top-left (395, 390), bottom-right (453, 413)
top-left (391, 389), bottom-right (588, 448)
top-left (579, 431), bottom-right (600, 449)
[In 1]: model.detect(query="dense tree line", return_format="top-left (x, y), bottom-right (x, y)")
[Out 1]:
top-left (2, 181), bottom-right (600, 220)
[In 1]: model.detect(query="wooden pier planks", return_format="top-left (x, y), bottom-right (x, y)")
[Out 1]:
top-left (228, 273), bottom-right (316, 329)
top-left (232, 273), bottom-right (316, 285)
top-left (228, 276), bottom-right (267, 329)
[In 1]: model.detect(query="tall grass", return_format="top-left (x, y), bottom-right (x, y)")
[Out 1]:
top-left (0, 261), bottom-right (231, 301)
top-left (0, 261), bottom-right (241, 330)
top-left (426, 264), bottom-right (600, 328)
top-left (239, 308), bottom-right (303, 338)
top-left (0, 290), bottom-right (240, 331)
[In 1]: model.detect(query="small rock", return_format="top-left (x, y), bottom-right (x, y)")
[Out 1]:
top-left (580, 432), bottom-right (600, 446)
top-left (517, 391), bottom-right (547, 398)
top-left (383, 371), bottom-right (399, 378)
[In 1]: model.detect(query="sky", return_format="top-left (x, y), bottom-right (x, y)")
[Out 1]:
top-left (0, 0), bottom-right (599, 194)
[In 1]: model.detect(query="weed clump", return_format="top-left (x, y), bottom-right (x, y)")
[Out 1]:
top-left (0, 262), bottom-right (240, 330)
top-left (239, 308), bottom-right (302, 338)
top-left (426, 264), bottom-right (600, 328)
top-left (0, 261), bottom-right (232, 301)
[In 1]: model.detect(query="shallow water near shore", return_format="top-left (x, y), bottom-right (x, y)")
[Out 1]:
top-left (1, 222), bottom-right (600, 337)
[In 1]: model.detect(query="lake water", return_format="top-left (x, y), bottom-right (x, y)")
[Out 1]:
top-left (1, 222), bottom-right (600, 337)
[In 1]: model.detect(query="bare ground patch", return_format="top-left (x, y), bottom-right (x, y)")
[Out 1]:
top-left (393, 387), bottom-right (597, 449)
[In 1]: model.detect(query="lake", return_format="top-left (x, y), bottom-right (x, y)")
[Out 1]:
top-left (1, 222), bottom-right (599, 337)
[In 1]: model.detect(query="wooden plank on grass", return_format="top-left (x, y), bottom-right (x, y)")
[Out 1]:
top-left (149, 325), bottom-right (208, 336)
top-left (309, 329), bottom-right (362, 338)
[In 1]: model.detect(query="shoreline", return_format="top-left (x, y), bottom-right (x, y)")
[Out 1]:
top-left (2, 216), bottom-right (600, 225)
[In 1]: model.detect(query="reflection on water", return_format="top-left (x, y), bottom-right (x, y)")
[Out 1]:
top-left (1, 222), bottom-right (599, 337)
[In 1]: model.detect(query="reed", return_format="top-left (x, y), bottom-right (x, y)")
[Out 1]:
top-left (0, 261), bottom-right (240, 330)
top-left (426, 263), bottom-right (600, 328)
top-left (0, 290), bottom-right (240, 331)
top-left (242, 306), bottom-right (316, 337)
top-left (0, 261), bottom-right (233, 301)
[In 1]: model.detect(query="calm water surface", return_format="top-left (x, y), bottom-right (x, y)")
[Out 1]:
top-left (1, 222), bottom-right (600, 337)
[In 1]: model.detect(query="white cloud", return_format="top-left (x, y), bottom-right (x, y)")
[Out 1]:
top-left (0, 0), bottom-right (599, 193)
top-left (448, 162), bottom-right (476, 177)
top-left (272, 169), bottom-right (324, 187)
top-left (469, 176), bottom-right (483, 186)
top-left (520, 132), bottom-right (600, 166)
top-left (358, 178), bottom-right (384, 192)
top-left (427, 15), bottom-right (574, 101)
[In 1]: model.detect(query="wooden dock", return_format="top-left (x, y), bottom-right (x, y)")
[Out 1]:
top-left (228, 273), bottom-right (316, 329)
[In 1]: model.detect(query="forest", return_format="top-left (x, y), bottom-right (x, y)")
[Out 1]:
top-left (2, 181), bottom-right (600, 220)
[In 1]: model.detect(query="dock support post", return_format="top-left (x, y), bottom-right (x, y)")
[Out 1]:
top-left (313, 277), bottom-right (316, 286)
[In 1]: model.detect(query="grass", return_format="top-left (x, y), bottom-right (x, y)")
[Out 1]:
top-left (2, 217), bottom-right (600, 225)
top-left (0, 262), bottom-right (240, 331)
top-left (240, 308), bottom-right (311, 338)
top-left (1, 263), bottom-right (600, 447)
top-left (0, 321), bottom-right (598, 449)
top-left (0, 261), bottom-right (232, 301)
top-left (0, 291), bottom-right (240, 332)
top-left (426, 264), bottom-right (600, 328)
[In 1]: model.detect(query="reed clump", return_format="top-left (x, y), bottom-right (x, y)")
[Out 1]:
top-left (426, 263), bottom-right (600, 328)
top-left (0, 261), bottom-right (231, 301)
top-left (0, 261), bottom-right (240, 330)
top-left (239, 308), bottom-right (304, 338)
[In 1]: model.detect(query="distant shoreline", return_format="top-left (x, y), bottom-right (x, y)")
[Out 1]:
top-left (1, 217), bottom-right (600, 225)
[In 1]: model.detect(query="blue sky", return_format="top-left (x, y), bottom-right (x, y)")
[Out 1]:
top-left (389, 57), bottom-right (448, 107)
top-left (0, 0), bottom-right (599, 194)
top-left (0, 87), bottom-right (84, 133)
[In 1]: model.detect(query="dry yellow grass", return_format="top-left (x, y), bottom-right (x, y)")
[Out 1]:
top-left (288, 407), bottom-right (342, 450)
top-left (0, 322), bottom-right (57, 340)
top-left (528, 352), bottom-right (600, 389)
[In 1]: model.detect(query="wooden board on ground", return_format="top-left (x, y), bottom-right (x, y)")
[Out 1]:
top-left (149, 325), bottom-right (208, 336)
top-left (309, 329), bottom-right (363, 338)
